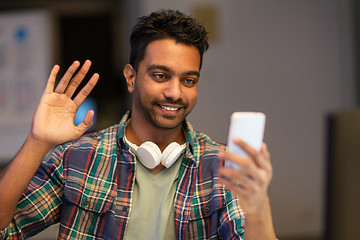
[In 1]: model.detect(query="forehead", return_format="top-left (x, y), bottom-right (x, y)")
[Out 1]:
top-left (140, 39), bottom-right (201, 72)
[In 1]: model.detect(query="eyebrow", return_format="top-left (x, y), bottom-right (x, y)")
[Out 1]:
top-left (147, 64), bottom-right (200, 77)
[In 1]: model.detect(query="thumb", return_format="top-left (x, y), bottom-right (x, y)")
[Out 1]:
top-left (76, 110), bottom-right (94, 134)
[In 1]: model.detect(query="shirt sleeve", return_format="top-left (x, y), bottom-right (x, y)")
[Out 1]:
top-left (0, 145), bottom-right (66, 239)
top-left (217, 189), bottom-right (246, 240)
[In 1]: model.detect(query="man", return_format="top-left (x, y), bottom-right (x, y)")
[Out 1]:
top-left (0, 10), bottom-right (276, 239)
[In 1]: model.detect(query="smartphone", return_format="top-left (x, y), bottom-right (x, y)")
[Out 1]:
top-left (225, 112), bottom-right (266, 169)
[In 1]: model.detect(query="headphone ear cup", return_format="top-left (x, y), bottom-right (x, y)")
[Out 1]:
top-left (161, 142), bottom-right (185, 168)
top-left (136, 141), bottom-right (161, 169)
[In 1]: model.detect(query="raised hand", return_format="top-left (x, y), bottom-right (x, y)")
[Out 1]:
top-left (30, 60), bottom-right (99, 147)
top-left (218, 139), bottom-right (277, 239)
top-left (218, 139), bottom-right (272, 214)
top-left (0, 60), bottom-right (99, 230)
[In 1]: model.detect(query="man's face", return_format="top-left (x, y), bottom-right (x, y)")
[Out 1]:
top-left (127, 38), bottom-right (201, 130)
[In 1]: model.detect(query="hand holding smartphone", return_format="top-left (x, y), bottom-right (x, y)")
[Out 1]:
top-left (225, 112), bottom-right (266, 169)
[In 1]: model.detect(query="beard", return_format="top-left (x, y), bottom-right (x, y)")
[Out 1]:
top-left (132, 91), bottom-right (195, 130)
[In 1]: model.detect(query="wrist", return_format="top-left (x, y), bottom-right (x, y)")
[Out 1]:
top-left (245, 195), bottom-right (271, 217)
top-left (244, 197), bottom-right (277, 240)
top-left (26, 133), bottom-right (55, 154)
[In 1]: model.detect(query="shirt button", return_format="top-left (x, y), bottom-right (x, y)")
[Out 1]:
top-left (83, 199), bottom-right (88, 205)
top-left (205, 206), bottom-right (210, 213)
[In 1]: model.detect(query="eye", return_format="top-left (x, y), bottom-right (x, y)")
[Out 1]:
top-left (156, 74), bottom-right (166, 79)
top-left (183, 78), bottom-right (197, 87)
top-left (153, 73), bottom-right (167, 80)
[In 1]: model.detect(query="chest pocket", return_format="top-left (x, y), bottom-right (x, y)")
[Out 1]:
top-left (188, 190), bottom-right (225, 239)
top-left (62, 140), bottom-right (118, 215)
top-left (60, 174), bottom-right (117, 239)
top-left (63, 183), bottom-right (115, 214)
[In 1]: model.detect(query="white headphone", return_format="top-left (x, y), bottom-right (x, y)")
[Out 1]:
top-left (124, 135), bottom-right (186, 169)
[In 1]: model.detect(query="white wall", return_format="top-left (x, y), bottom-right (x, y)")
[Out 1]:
top-left (124, 0), bottom-right (356, 238)
top-left (0, 10), bottom-right (52, 162)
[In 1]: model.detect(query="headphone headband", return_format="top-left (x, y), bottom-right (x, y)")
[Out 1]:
top-left (123, 135), bottom-right (185, 169)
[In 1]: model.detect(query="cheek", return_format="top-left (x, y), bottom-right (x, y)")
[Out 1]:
top-left (186, 89), bottom-right (198, 104)
top-left (135, 81), bottom-right (159, 102)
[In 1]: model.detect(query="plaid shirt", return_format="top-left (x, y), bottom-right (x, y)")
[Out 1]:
top-left (1, 112), bottom-right (245, 239)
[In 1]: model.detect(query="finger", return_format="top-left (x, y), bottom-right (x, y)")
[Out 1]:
top-left (219, 165), bottom-right (257, 187)
top-left (73, 73), bottom-right (99, 107)
top-left (75, 110), bottom-right (94, 131)
top-left (218, 174), bottom-right (252, 199)
top-left (232, 138), bottom-right (271, 170)
top-left (251, 143), bottom-right (272, 171)
top-left (233, 138), bottom-right (258, 158)
top-left (219, 150), bottom-right (257, 176)
top-left (219, 167), bottom-right (252, 185)
top-left (65, 60), bottom-right (92, 97)
top-left (219, 166), bottom-right (263, 196)
top-left (220, 150), bottom-right (267, 186)
top-left (261, 143), bottom-right (271, 161)
top-left (54, 61), bottom-right (81, 94)
top-left (44, 65), bottom-right (60, 94)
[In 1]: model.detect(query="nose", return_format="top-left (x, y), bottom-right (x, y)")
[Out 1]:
top-left (163, 79), bottom-right (181, 101)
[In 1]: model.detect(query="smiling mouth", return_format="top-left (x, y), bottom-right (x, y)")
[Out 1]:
top-left (161, 105), bottom-right (180, 111)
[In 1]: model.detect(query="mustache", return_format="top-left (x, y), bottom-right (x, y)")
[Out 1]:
top-left (155, 98), bottom-right (187, 107)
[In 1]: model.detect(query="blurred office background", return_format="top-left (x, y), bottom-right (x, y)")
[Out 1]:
top-left (0, 0), bottom-right (359, 239)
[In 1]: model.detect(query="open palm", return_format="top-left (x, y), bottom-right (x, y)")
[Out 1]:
top-left (31, 60), bottom-right (99, 146)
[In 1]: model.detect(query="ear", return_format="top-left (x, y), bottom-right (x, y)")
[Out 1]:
top-left (123, 64), bottom-right (136, 93)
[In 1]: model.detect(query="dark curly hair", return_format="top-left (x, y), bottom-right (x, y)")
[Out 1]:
top-left (129, 9), bottom-right (209, 71)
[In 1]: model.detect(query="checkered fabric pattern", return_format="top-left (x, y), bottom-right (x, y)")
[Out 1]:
top-left (1, 112), bottom-right (245, 239)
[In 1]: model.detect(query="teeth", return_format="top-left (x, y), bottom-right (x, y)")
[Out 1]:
top-left (162, 106), bottom-right (179, 111)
